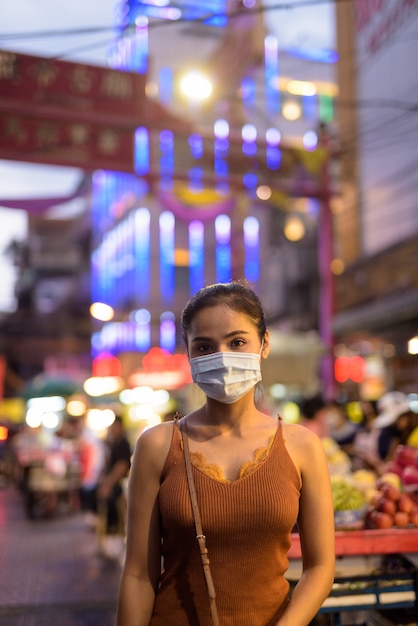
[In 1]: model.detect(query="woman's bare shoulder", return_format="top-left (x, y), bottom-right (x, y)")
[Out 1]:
top-left (281, 421), bottom-right (328, 474)
top-left (133, 420), bottom-right (176, 473)
top-left (281, 421), bottom-right (324, 451)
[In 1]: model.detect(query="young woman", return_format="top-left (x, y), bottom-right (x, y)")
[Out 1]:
top-left (117, 282), bottom-right (335, 626)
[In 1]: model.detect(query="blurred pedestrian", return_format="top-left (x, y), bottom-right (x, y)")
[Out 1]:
top-left (98, 415), bottom-right (131, 535)
top-left (77, 417), bottom-right (106, 527)
top-left (298, 393), bottom-right (330, 438)
top-left (373, 392), bottom-right (417, 462)
top-left (324, 401), bottom-right (358, 450)
top-left (78, 415), bottom-right (131, 541)
top-left (350, 400), bottom-right (382, 473)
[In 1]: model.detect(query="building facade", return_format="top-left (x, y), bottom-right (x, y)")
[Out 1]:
top-left (90, 0), bottom-right (339, 402)
top-left (334, 0), bottom-right (418, 398)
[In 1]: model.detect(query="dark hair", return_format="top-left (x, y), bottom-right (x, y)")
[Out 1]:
top-left (181, 281), bottom-right (267, 347)
top-left (300, 394), bottom-right (326, 420)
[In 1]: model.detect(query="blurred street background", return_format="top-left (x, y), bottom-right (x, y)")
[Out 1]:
top-left (0, 1), bottom-right (417, 625)
top-left (0, 481), bottom-right (120, 626)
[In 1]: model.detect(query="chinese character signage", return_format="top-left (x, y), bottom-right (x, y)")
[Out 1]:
top-left (0, 49), bottom-right (146, 123)
top-left (0, 111), bottom-right (135, 172)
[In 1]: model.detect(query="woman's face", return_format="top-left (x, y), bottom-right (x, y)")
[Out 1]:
top-left (187, 304), bottom-right (270, 360)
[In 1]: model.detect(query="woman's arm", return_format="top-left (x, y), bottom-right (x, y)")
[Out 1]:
top-left (278, 425), bottom-right (335, 626)
top-left (116, 423), bottom-right (172, 626)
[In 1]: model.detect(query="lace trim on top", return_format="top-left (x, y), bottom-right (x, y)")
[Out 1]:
top-left (190, 434), bottom-right (275, 483)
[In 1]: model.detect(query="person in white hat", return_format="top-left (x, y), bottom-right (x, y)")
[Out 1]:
top-left (373, 392), bottom-right (416, 461)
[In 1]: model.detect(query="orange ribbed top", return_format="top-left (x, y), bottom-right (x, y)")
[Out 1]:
top-left (151, 420), bottom-right (301, 626)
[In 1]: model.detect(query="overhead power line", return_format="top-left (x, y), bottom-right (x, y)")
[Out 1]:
top-left (0, 0), bottom-right (350, 41)
top-left (0, 25), bottom-right (115, 42)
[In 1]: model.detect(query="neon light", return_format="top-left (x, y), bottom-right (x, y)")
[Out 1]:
top-left (319, 94), bottom-right (334, 123)
top-left (265, 127), bottom-right (281, 170)
top-left (134, 308), bottom-right (151, 352)
top-left (243, 172), bottom-right (258, 190)
top-left (123, 1), bottom-right (227, 25)
top-left (137, 6), bottom-right (180, 20)
top-left (135, 208), bottom-right (150, 301)
top-left (159, 211), bottom-right (175, 302)
top-left (215, 214), bottom-right (231, 283)
top-left (214, 119), bottom-right (229, 193)
top-left (306, 198), bottom-right (320, 216)
top-left (176, 0), bottom-right (227, 26)
top-left (242, 123), bottom-right (257, 184)
top-left (242, 142), bottom-right (257, 157)
top-left (131, 308), bottom-right (151, 324)
top-left (214, 119), bottom-right (229, 139)
top-left (188, 134), bottom-right (203, 159)
top-left (241, 76), bottom-right (256, 111)
top-left (123, 213), bottom-right (136, 307)
top-left (303, 130), bottom-right (318, 151)
top-left (189, 167), bottom-right (203, 191)
top-left (91, 172), bottom-right (150, 343)
top-left (214, 146), bottom-right (229, 176)
top-left (133, 18), bottom-right (148, 73)
top-left (160, 311), bottom-right (176, 353)
top-left (109, 13), bottom-right (148, 73)
top-left (159, 130), bottom-right (174, 190)
top-left (142, 1), bottom-right (170, 6)
top-left (188, 134), bottom-right (204, 191)
top-left (265, 35), bottom-right (280, 115)
top-left (159, 67), bottom-right (173, 105)
top-left (135, 127), bottom-right (149, 176)
top-left (302, 94), bottom-right (317, 120)
top-left (242, 124), bottom-right (257, 143)
top-left (286, 47), bottom-right (338, 64)
top-left (189, 220), bottom-right (204, 295)
top-left (266, 127), bottom-right (281, 146)
top-left (242, 125), bottom-right (257, 156)
top-left (243, 216), bottom-right (259, 282)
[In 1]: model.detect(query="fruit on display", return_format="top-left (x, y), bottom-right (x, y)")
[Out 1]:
top-left (401, 465), bottom-right (418, 487)
top-left (331, 476), bottom-right (367, 529)
top-left (366, 509), bottom-right (393, 530)
top-left (322, 437), bottom-right (352, 475)
top-left (377, 471), bottom-right (402, 491)
top-left (384, 445), bottom-right (418, 491)
top-left (365, 473), bottom-right (418, 529)
top-left (343, 469), bottom-right (378, 505)
top-left (331, 476), bottom-right (366, 511)
top-left (323, 438), bottom-right (418, 530)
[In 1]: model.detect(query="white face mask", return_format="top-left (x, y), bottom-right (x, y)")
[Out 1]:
top-left (189, 350), bottom-right (262, 404)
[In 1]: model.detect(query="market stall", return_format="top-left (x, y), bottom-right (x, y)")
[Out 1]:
top-left (287, 528), bottom-right (418, 625)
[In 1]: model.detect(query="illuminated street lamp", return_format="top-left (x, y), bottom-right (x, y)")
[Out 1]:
top-left (180, 70), bottom-right (213, 101)
top-left (90, 302), bottom-right (114, 322)
top-left (408, 336), bottom-right (418, 355)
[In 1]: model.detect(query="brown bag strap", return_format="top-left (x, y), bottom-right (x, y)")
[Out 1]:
top-left (179, 419), bottom-right (220, 626)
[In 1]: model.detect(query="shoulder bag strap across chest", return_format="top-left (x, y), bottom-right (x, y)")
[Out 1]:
top-left (179, 418), bottom-right (220, 626)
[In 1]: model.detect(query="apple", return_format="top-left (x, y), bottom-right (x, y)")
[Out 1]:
top-left (376, 511), bottom-right (394, 529)
top-left (409, 510), bottom-right (418, 526)
top-left (365, 489), bottom-right (380, 505)
top-left (365, 509), bottom-right (379, 529)
top-left (378, 472), bottom-right (402, 491)
top-left (383, 462), bottom-right (404, 477)
top-left (401, 465), bottom-right (418, 486)
top-left (394, 445), bottom-right (417, 468)
top-left (394, 511), bottom-right (409, 528)
top-left (366, 510), bottom-right (393, 529)
top-left (376, 497), bottom-right (396, 516)
top-left (380, 483), bottom-right (400, 502)
top-left (397, 493), bottom-right (413, 514)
